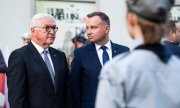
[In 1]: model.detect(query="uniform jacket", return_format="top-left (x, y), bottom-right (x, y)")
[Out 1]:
top-left (96, 44), bottom-right (180, 108)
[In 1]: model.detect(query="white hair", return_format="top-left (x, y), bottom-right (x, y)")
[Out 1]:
top-left (30, 13), bottom-right (55, 28)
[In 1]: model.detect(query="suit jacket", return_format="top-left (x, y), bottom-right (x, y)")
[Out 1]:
top-left (70, 42), bottom-right (129, 108)
top-left (163, 41), bottom-right (180, 58)
top-left (7, 42), bottom-right (71, 108)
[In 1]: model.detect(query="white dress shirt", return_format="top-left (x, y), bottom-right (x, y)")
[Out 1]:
top-left (31, 40), bottom-right (55, 75)
top-left (95, 40), bottom-right (112, 66)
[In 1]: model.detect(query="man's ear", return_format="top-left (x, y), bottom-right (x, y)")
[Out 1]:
top-left (105, 25), bottom-right (110, 34)
top-left (31, 28), bottom-right (36, 37)
top-left (127, 12), bottom-right (137, 27)
top-left (127, 12), bottom-right (136, 34)
top-left (169, 31), bottom-right (175, 40)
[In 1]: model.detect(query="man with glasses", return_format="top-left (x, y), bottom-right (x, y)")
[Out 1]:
top-left (7, 13), bottom-right (71, 108)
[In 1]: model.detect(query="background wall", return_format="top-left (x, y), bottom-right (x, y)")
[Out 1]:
top-left (1, 0), bottom-right (179, 52)
top-left (35, 0), bottom-right (96, 55)
top-left (97, 0), bottom-right (180, 49)
top-left (1, 0), bottom-right (133, 52)
top-left (97, 0), bottom-right (134, 49)
top-left (0, 0), bottom-right (34, 51)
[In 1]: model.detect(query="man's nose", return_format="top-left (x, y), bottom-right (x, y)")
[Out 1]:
top-left (86, 29), bottom-right (92, 35)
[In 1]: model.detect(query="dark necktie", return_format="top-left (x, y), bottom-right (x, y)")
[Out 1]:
top-left (100, 46), bottom-right (110, 65)
top-left (43, 50), bottom-right (55, 85)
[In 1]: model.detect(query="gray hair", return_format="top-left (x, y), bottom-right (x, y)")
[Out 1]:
top-left (30, 13), bottom-right (55, 28)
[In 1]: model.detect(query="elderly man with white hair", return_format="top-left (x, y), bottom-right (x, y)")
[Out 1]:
top-left (7, 13), bottom-right (71, 108)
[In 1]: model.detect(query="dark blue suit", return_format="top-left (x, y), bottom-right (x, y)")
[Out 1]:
top-left (70, 42), bottom-right (129, 108)
top-left (163, 41), bottom-right (180, 58)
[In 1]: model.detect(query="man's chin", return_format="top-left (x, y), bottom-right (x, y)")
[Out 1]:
top-left (49, 42), bottom-right (54, 45)
top-left (46, 41), bottom-right (54, 46)
top-left (48, 38), bottom-right (55, 43)
top-left (88, 39), bottom-right (94, 42)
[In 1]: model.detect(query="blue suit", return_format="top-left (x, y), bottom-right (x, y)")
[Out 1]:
top-left (70, 42), bottom-right (129, 108)
top-left (163, 41), bottom-right (180, 58)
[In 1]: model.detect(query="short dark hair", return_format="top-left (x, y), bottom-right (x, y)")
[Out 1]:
top-left (87, 12), bottom-right (110, 26)
top-left (166, 20), bottom-right (176, 33)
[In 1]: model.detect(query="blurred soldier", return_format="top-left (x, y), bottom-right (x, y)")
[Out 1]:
top-left (96, 0), bottom-right (180, 108)
top-left (21, 33), bottom-right (31, 45)
top-left (72, 35), bottom-right (87, 49)
top-left (67, 36), bottom-right (87, 69)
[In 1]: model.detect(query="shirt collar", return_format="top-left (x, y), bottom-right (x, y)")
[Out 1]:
top-left (31, 40), bottom-right (49, 54)
top-left (95, 40), bottom-right (112, 51)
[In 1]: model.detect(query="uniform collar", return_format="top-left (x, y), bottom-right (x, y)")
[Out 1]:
top-left (135, 43), bottom-right (172, 63)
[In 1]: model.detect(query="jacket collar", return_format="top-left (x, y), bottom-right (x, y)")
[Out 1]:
top-left (135, 43), bottom-right (172, 63)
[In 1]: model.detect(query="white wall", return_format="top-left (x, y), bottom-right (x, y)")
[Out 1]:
top-left (0, 0), bottom-right (96, 52)
top-left (97, 0), bottom-right (135, 49)
top-left (0, 0), bottom-right (134, 52)
top-left (0, 0), bottom-right (34, 51)
top-left (1, 0), bottom-right (179, 52)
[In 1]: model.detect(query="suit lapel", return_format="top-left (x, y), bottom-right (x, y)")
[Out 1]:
top-left (87, 42), bottom-right (119, 69)
top-left (111, 42), bottom-right (119, 57)
top-left (49, 48), bottom-right (58, 89)
top-left (87, 43), bottom-right (102, 70)
top-left (27, 42), bottom-right (55, 88)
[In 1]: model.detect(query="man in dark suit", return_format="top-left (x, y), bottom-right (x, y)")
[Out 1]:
top-left (163, 20), bottom-right (180, 58)
top-left (7, 13), bottom-right (71, 108)
top-left (70, 12), bottom-right (129, 108)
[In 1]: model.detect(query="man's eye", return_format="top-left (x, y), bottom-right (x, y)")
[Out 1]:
top-left (46, 26), bottom-right (51, 29)
top-left (91, 26), bottom-right (96, 29)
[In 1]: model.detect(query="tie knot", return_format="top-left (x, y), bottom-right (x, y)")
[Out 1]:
top-left (43, 50), bottom-right (48, 55)
top-left (100, 46), bottom-right (107, 51)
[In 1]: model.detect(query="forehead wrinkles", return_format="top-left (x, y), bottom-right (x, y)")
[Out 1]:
top-left (86, 20), bottom-right (105, 28)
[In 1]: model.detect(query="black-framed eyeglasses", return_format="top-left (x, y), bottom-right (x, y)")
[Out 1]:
top-left (33, 25), bottom-right (58, 33)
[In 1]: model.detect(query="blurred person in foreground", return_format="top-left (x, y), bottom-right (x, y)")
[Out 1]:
top-left (95, 0), bottom-right (180, 108)
top-left (162, 20), bottom-right (180, 58)
top-left (70, 11), bottom-right (129, 108)
top-left (7, 13), bottom-right (71, 108)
